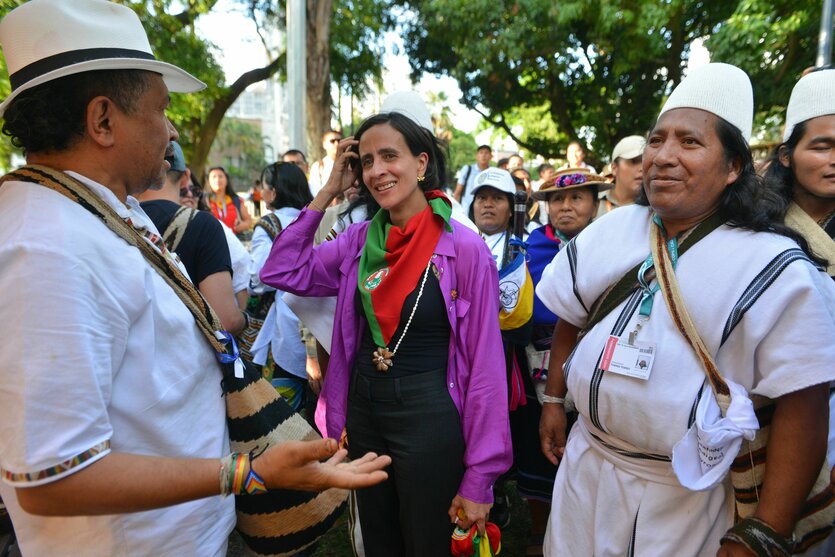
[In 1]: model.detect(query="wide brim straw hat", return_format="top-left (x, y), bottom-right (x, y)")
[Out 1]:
top-left (0, 0), bottom-right (205, 116)
top-left (533, 167), bottom-right (612, 200)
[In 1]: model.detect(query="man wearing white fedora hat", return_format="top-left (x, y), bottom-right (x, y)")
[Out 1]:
top-left (0, 1), bottom-right (389, 556)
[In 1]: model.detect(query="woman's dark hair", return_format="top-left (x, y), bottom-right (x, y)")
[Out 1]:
top-left (762, 121), bottom-right (808, 206)
top-left (637, 118), bottom-right (825, 266)
top-left (207, 166), bottom-right (238, 200)
top-left (260, 162), bottom-right (313, 210)
top-left (2, 69), bottom-right (152, 154)
top-left (345, 112), bottom-right (447, 218)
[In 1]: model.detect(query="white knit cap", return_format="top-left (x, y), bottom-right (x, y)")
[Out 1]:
top-left (380, 91), bottom-right (433, 131)
top-left (783, 69), bottom-right (835, 142)
top-left (658, 63), bottom-right (753, 141)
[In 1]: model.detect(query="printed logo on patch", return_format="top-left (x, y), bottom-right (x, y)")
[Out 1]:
top-left (362, 268), bottom-right (390, 291)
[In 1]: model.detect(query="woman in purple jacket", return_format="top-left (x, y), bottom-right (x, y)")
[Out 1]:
top-left (259, 111), bottom-right (512, 556)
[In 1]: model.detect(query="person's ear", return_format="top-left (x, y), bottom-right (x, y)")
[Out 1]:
top-left (778, 145), bottom-right (791, 169)
top-left (724, 156), bottom-right (742, 187)
top-left (85, 96), bottom-right (118, 148)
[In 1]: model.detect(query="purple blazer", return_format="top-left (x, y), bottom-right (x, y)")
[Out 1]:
top-left (260, 208), bottom-right (512, 503)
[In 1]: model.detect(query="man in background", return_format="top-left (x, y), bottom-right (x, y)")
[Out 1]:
top-left (453, 143), bottom-right (493, 214)
top-left (597, 135), bottom-right (645, 217)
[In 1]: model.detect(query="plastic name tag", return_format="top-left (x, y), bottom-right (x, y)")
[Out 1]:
top-left (600, 335), bottom-right (656, 380)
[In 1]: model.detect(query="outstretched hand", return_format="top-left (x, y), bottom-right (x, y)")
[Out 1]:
top-left (252, 438), bottom-right (390, 492)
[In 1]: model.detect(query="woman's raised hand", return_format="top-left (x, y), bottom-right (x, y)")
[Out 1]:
top-left (321, 137), bottom-right (360, 198)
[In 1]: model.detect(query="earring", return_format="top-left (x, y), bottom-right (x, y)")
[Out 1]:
top-left (417, 175), bottom-right (425, 182)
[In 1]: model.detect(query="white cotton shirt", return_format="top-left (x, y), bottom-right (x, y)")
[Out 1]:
top-left (0, 173), bottom-right (234, 557)
top-left (250, 207), bottom-right (308, 378)
top-left (537, 205), bottom-right (835, 555)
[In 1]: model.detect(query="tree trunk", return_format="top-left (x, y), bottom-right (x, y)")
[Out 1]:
top-left (190, 56), bottom-right (284, 180)
top-left (306, 0), bottom-right (334, 161)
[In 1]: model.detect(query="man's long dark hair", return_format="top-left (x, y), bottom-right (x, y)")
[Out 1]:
top-left (637, 118), bottom-right (824, 265)
top-left (343, 112), bottom-right (447, 220)
top-left (762, 121), bottom-right (807, 206)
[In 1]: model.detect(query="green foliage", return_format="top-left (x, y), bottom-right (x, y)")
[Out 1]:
top-left (705, 0), bottom-right (831, 141)
top-left (331, 0), bottom-right (387, 100)
top-left (446, 127), bottom-right (479, 184)
top-left (398, 0), bottom-right (739, 160)
top-left (207, 117), bottom-right (267, 187)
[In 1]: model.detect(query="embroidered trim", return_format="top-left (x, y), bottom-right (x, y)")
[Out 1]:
top-left (2, 440), bottom-right (111, 483)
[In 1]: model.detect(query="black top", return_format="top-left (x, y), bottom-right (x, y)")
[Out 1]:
top-left (140, 200), bottom-right (232, 285)
top-left (356, 268), bottom-right (451, 377)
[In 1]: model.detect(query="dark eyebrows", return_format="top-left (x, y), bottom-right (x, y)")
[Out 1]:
top-left (360, 147), bottom-right (399, 162)
top-left (806, 136), bottom-right (835, 146)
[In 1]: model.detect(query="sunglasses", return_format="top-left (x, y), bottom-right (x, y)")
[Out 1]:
top-left (179, 185), bottom-right (202, 198)
top-left (327, 137), bottom-right (342, 144)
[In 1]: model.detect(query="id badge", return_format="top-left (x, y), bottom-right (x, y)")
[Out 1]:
top-left (601, 335), bottom-right (656, 380)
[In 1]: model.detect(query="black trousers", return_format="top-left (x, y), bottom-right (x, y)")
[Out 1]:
top-left (347, 370), bottom-right (465, 557)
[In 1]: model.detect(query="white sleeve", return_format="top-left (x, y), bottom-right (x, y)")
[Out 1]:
top-left (248, 226), bottom-right (275, 295)
top-left (222, 225), bottom-right (252, 293)
top-left (456, 164), bottom-right (468, 185)
top-left (718, 259), bottom-right (835, 399)
top-left (535, 238), bottom-right (592, 328)
top-left (0, 245), bottom-right (118, 486)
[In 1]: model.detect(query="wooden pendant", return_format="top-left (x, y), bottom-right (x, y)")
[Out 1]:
top-left (372, 346), bottom-right (393, 372)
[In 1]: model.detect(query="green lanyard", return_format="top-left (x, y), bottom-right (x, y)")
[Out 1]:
top-left (637, 214), bottom-right (679, 319)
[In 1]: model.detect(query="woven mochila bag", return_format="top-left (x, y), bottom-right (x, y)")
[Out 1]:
top-left (1, 166), bottom-right (348, 557)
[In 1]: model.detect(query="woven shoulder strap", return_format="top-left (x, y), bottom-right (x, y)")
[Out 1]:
top-left (785, 202), bottom-right (835, 276)
top-left (583, 211), bottom-right (726, 335)
top-left (254, 212), bottom-right (283, 241)
top-left (0, 165), bottom-right (227, 354)
top-left (163, 206), bottom-right (197, 252)
top-left (650, 219), bottom-right (732, 413)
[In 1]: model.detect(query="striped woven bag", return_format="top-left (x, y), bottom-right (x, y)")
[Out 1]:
top-left (221, 352), bottom-right (348, 556)
top-left (651, 222), bottom-right (835, 553)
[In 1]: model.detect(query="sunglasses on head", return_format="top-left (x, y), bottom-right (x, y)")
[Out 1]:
top-left (179, 185), bottom-right (202, 198)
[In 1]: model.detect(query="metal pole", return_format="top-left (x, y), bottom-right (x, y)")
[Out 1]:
top-left (287, 0), bottom-right (306, 152)
top-left (817, 0), bottom-right (834, 67)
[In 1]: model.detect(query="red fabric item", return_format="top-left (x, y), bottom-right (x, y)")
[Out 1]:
top-left (210, 195), bottom-right (238, 229)
top-left (450, 522), bottom-right (502, 556)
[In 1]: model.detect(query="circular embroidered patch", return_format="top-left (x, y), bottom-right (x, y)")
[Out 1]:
top-left (362, 268), bottom-right (390, 291)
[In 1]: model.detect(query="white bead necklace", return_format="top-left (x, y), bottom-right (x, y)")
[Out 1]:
top-left (371, 257), bottom-right (434, 372)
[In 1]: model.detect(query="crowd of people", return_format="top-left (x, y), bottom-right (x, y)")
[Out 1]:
top-left (1, 1), bottom-right (834, 557)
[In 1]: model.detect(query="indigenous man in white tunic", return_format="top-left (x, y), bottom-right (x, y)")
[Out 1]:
top-left (0, 2), bottom-right (389, 556)
top-left (537, 63), bottom-right (835, 557)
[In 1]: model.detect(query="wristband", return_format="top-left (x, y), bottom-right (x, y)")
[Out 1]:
top-left (541, 395), bottom-right (566, 405)
top-left (223, 453), bottom-right (269, 496)
top-left (720, 517), bottom-right (794, 557)
top-left (308, 200), bottom-right (326, 213)
top-left (241, 311), bottom-right (250, 330)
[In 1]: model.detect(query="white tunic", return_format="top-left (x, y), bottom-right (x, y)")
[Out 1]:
top-left (0, 174), bottom-right (234, 556)
top-left (536, 204), bottom-right (835, 556)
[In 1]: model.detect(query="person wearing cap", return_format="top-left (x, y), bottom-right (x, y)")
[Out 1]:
top-left (260, 105), bottom-right (512, 555)
top-left (0, 2), bottom-right (390, 555)
top-left (453, 144), bottom-right (494, 215)
top-left (536, 63), bottom-right (835, 556)
top-left (597, 135), bottom-right (646, 217)
top-left (764, 69), bottom-right (835, 557)
top-left (139, 141), bottom-right (247, 335)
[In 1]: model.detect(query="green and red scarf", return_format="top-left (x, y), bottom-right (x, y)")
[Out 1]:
top-left (358, 191), bottom-right (453, 347)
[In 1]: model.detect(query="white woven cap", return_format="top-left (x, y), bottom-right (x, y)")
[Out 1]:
top-left (380, 91), bottom-right (434, 131)
top-left (658, 63), bottom-right (753, 141)
top-left (783, 70), bottom-right (835, 142)
top-left (0, 0), bottom-right (205, 116)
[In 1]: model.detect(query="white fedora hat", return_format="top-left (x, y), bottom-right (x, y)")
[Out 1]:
top-left (0, 0), bottom-right (205, 116)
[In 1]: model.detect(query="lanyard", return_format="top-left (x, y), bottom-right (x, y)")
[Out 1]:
top-left (636, 214), bottom-right (679, 319)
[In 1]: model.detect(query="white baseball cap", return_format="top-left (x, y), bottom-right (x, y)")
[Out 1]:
top-left (658, 62), bottom-right (753, 141)
top-left (783, 69), bottom-right (835, 142)
top-left (611, 135), bottom-right (645, 161)
top-left (0, 0), bottom-right (205, 116)
top-left (471, 168), bottom-right (516, 198)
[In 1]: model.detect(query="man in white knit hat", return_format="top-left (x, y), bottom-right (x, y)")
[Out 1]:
top-left (537, 62), bottom-right (835, 556)
top-left (0, 1), bottom-right (390, 556)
